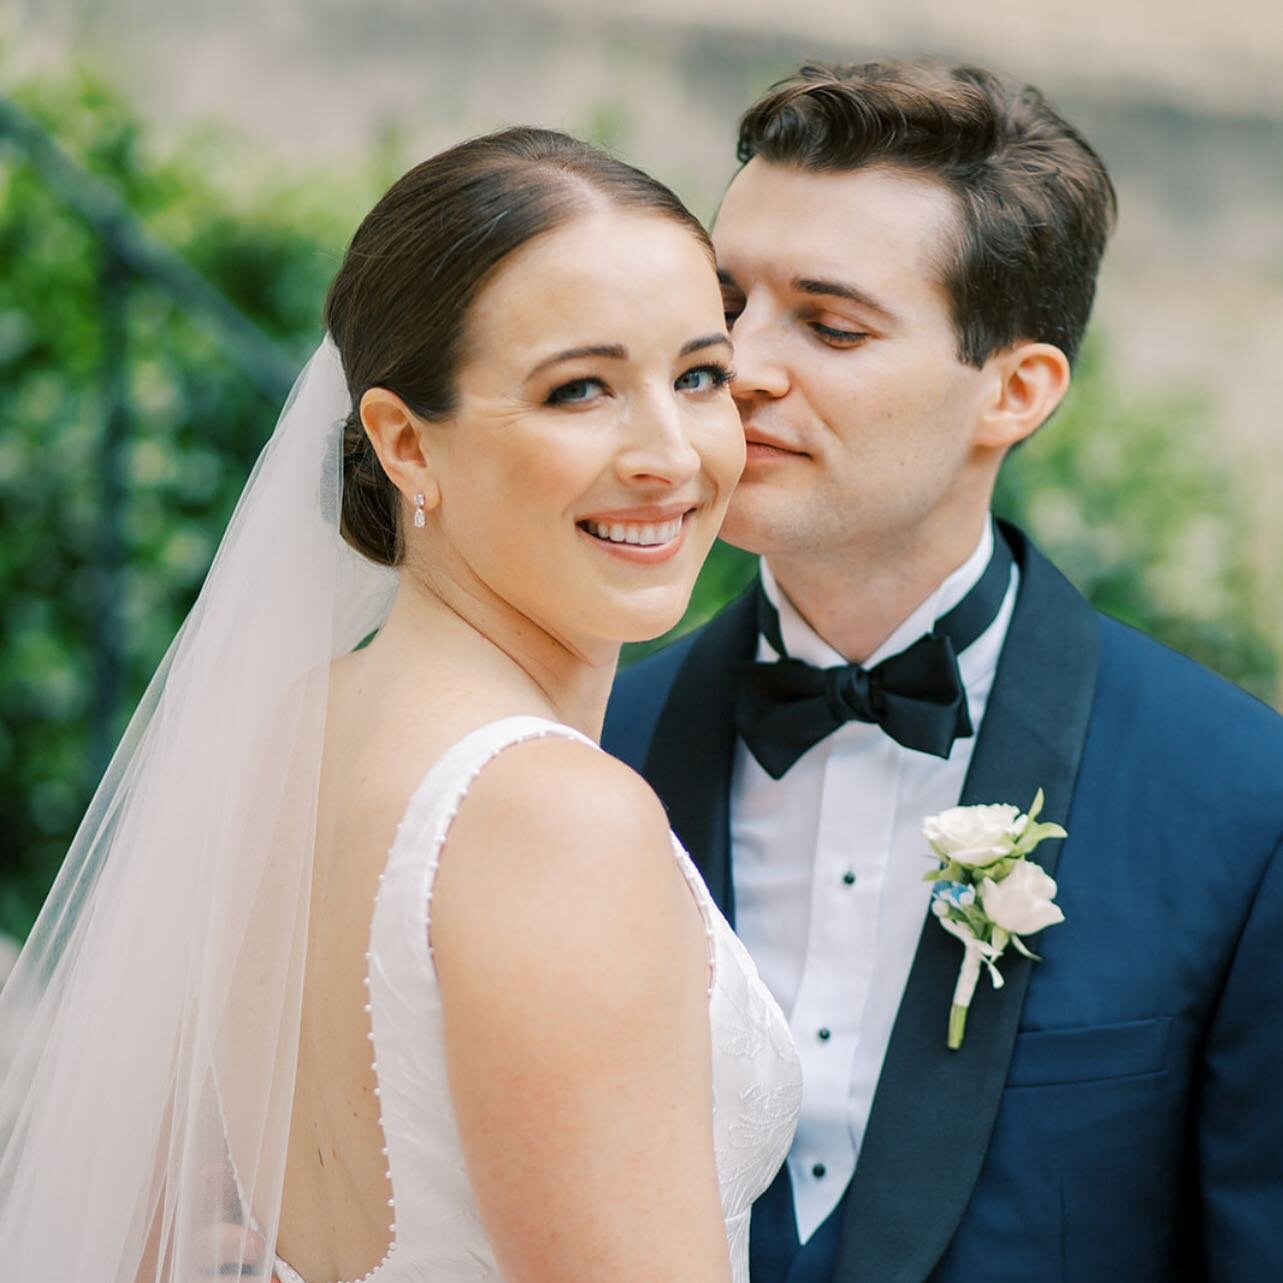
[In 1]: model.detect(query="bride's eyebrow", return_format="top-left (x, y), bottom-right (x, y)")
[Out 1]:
top-left (524, 333), bottom-right (730, 382)
top-left (681, 334), bottom-right (733, 357)
top-left (527, 344), bottom-right (627, 379)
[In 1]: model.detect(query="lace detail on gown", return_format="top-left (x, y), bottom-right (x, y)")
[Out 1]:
top-left (276, 715), bottom-right (801, 1283)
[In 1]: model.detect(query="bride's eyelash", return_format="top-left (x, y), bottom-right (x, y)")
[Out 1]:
top-left (545, 362), bottom-right (735, 406)
top-left (687, 362), bottom-right (736, 388)
top-left (545, 377), bottom-right (605, 406)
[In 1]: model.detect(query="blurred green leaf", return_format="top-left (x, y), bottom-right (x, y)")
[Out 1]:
top-left (994, 343), bottom-right (1278, 701)
top-left (0, 65), bottom-right (388, 940)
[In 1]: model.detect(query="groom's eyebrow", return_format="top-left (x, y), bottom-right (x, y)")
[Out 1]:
top-left (793, 277), bottom-right (900, 324)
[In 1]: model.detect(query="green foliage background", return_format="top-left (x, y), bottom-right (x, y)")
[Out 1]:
top-left (1, 67), bottom-right (1277, 941)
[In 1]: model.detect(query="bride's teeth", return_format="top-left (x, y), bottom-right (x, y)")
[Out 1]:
top-left (582, 514), bottom-right (687, 545)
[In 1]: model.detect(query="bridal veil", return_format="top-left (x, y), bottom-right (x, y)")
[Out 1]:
top-left (0, 336), bottom-right (395, 1281)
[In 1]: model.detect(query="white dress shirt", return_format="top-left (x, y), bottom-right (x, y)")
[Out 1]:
top-left (731, 520), bottom-right (1019, 1242)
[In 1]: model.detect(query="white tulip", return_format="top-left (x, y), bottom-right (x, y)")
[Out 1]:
top-left (922, 803), bottom-right (1022, 868)
top-left (979, 860), bottom-right (1065, 936)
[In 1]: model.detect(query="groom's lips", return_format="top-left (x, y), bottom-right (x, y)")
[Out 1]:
top-left (744, 427), bottom-right (808, 461)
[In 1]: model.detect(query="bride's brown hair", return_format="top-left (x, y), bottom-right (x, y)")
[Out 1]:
top-left (325, 127), bottom-right (712, 568)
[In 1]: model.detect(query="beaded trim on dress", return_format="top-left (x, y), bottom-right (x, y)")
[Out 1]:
top-left (274, 715), bottom-right (799, 1283)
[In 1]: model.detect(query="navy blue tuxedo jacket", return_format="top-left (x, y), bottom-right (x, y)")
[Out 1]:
top-left (603, 523), bottom-right (1283, 1283)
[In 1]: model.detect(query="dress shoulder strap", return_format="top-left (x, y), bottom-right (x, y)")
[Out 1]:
top-left (375, 716), bottom-right (598, 973)
top-left (400, 714), bottom-right (597, 852)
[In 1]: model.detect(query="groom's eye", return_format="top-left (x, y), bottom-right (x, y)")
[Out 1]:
top-left (720, 292), bottom-right (745, 329)
top-left (809, 321), bottom-right (869, 346)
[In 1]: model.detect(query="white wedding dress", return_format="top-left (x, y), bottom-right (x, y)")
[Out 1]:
top-left (275, 715), bottom-right (802, 1283)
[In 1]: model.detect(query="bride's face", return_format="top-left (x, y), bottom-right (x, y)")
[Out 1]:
top-left (423, 209), bottom-right (744, 647)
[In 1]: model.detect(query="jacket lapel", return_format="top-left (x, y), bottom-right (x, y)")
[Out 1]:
top-left (643, 583), bottom-right (758, 925)
top-left (833, 522), bottom-right (1101, 1283)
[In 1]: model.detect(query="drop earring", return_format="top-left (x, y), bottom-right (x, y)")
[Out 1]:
top-left (413, 493), bottom-right (426, 529)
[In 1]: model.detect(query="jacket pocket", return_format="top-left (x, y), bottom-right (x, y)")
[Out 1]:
top-left (1007, 1016), bottom-right (1172, 1087)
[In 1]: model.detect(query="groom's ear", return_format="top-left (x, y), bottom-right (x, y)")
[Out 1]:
top-left (972, 342), bottom-right (1071, 451)
top-left (359, 387), bottom-right (443, 512)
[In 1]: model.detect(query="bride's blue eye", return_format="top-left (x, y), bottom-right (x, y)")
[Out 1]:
top-left (675, 364), bottom-right (733, 394)
top-left (547, 378), bottom-right (605, 406)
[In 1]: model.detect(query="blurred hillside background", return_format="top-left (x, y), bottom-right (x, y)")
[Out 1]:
top-left (0, 0), bottom-right (1281, 948)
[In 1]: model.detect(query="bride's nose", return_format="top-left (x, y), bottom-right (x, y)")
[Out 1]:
top-left (613, 394), bottom-right (702, 488)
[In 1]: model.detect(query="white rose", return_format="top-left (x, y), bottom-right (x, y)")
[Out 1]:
top-left (922, 803), bottom-right (1022, 868)
top-left (979, 860), bottom-right (1065, 936)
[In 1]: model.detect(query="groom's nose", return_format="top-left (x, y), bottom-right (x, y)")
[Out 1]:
top-left (727, 311), bottom-right (791, 403)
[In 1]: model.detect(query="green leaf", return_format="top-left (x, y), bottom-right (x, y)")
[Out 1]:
top-left (921, 860), bottom-right (974, 885)
top-left (1011, 820), bottom-right (1068, 857)
top-left (983, 855), bottom-right (1022, 882)
top-left (1009, 934), bottom-right (1043, 961)
top-left (1026, 788), bottom-right (1046, 823)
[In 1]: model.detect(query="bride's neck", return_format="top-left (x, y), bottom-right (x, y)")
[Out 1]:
top-left (366, 566), bottom-right (619, 741)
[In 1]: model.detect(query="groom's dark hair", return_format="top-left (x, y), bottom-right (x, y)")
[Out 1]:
top-left (736, 60), bottom-right (1117, 368)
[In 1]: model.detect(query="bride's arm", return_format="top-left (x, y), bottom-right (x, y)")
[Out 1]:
top-left (432, 737), bottom-right (731, 1283)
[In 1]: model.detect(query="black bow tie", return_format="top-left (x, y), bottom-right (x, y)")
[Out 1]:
top-left (735, 530), bottom-right (1014, 779)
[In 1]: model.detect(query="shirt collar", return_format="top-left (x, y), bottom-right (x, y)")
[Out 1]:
top-left (760, 519), bottom-right (998, 673)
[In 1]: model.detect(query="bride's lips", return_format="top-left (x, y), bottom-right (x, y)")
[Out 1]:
top-left (744, 426), bottom-right (808, 463)
top-left (575, 501), bottom-right (699, 565)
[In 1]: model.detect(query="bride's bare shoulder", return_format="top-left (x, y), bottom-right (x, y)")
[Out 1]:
top-left (442, 734), bottom-right (672, 880)
top-left (429, 735), bottom-right (699, 983)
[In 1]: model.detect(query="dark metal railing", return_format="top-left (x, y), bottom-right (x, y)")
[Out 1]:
top-left (0, 94), bottom-right (299, 770)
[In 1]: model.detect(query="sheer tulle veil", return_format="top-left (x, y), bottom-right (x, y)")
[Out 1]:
top-left (0, 335), bottom-right (396, 1280)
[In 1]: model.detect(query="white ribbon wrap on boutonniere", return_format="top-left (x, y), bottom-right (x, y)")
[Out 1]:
top-left (921, 790), bottom-right (1067, 1050)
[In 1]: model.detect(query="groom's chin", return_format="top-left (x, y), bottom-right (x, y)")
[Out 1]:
top-left (717, 490), bottom-right (794, 559)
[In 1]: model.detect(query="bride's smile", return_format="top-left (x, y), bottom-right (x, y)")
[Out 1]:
top-left (361, 206), bottom-right (744, 654)
top-left (576, 501), bottom-right (696, 563)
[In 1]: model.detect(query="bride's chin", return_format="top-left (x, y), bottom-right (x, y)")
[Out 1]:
top-left (609, 596), bottom-right (696, 646)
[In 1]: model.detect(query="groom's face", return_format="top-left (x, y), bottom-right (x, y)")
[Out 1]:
top-left (713, 160), bottom-right (996, 561)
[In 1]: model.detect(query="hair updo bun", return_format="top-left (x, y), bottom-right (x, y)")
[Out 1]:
top-left (339, 408), bottom-right (400, 567)
top-left (324, 126), bottom-right (713, 568)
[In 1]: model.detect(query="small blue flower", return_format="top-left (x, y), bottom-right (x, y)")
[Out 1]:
top-left (933, 880), bottom-right (976, 909)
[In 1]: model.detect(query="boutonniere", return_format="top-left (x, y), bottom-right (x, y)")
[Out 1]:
top-left (921, 791), bottom-right (1067, 1050)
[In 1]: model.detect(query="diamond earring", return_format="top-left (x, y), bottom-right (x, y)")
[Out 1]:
top-left (413, 493), bottom-right (426, 529)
